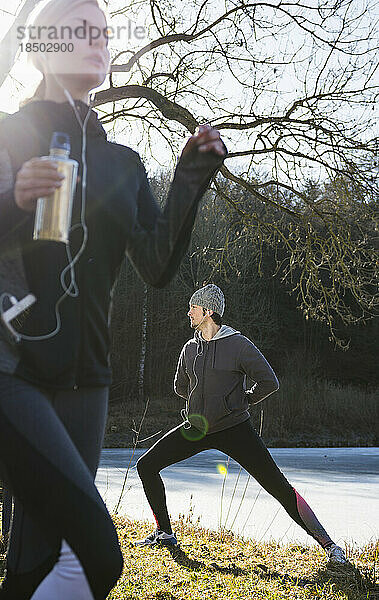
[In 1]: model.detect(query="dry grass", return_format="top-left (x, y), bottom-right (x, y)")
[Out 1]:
top-left (109, 517), bottom-right (378, 600)
top-left (1, 518), bottom-right (377, 599)
top-left (105, 377), bottom-right (378, 448)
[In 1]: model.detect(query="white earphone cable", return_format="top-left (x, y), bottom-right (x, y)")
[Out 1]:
top-left (0, 86), bottom-right (92, 342)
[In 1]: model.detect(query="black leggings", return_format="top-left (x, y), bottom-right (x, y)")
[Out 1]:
top-left (0, 372), bottom-right (123, 600)
top-left (137, 419), bottom-right (334, 549)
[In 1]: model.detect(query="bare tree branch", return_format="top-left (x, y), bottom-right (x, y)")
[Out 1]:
top-left (3, 0), bottom-right (377, 340)
top-left (0, 0), bottom-right (39, 87)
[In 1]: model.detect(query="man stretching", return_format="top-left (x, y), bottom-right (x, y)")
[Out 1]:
top-left (136, 284), bottom-right (348, 566)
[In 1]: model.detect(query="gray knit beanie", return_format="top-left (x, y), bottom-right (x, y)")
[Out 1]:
top-left (189, 284), bottom-right (225, 317)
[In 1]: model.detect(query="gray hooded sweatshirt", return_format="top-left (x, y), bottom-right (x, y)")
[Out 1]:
top-left (174, 325), bottom-right (279, 434)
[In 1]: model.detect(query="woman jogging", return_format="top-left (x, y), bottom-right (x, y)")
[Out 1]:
top-left (0, 2), bottom-right (227, 598)
top-left (136, 285), bottom-right (349, 567)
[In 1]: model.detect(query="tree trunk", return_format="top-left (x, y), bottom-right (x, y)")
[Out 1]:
top-left (0, 0), bottom-right (40, 88)
top-left (138, 284), bottom-right (148, 399)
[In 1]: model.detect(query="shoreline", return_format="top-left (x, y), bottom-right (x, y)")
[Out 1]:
top-left (103, 432), bottom-right (378, 449)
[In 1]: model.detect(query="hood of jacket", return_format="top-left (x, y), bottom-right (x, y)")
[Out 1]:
top-left (18, 99), bottom-right (107, 141)
top-left (193, 325), bottom-right (240, 359)
top-left (194, 324), bottom-right (240, 343)
top-left (191, 325), bottom-right (241, 370)
top-left (208, 324), bottom-right (240, 340)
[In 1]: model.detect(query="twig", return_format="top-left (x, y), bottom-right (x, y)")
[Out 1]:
top-left (114, 398), bottom-right (150, 514)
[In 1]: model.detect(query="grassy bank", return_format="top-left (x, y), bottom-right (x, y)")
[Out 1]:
top-left (112, 517), bottom-right (378, 599)
top-left (1, 517), bottom-right (378, 598)
top-left (1, 517), bottom-right (377, 599)
top-left (105, 377), bottom-right (378, 448)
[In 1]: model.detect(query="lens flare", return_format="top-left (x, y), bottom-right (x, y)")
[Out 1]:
top-left (180, 414), bottom-right (208, 441)
top-left (217, 463), bottom-right (228, 476)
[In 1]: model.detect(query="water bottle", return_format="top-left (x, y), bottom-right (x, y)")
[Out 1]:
top-left (33, 132), bottom-right (79, 244)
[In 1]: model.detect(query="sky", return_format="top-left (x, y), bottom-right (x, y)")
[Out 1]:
top-left (0, 0), bottom-right (377, 176)
top-left (0, 0), bottom-right (245, 172)
top-left (0, 0), bottom-right (174, 171)
top-left (0, 1), bottom-right (40, 111)
top-left (0, 0), bottom-right (148, 111)
top-left (0, 0), bottom-right (261, 175)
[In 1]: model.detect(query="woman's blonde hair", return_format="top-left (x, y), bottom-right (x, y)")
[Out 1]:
top-left (21, 0), bottom-right (102, 105)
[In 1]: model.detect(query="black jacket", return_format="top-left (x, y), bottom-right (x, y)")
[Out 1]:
top-left (0, 100), bottom-right (226, 389)
top-left (174, 326), bottom-right (279, 434)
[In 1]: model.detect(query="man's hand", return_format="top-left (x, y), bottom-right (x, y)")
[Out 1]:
top-left (181, 124), bottom-right (227, 159)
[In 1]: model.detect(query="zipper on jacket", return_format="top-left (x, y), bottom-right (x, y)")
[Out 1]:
top-left (187, 341), bottom-right (201, 419)
top-left (201, 342), bottom-right (208, 415)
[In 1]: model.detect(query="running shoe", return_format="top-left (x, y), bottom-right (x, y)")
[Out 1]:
top-left (326, 544), bottom-right (349, 566)
top-left (135, 529), bottom-right (178, 547)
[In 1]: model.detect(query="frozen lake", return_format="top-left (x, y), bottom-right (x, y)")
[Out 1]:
top-left (96, 446), bottom-right (379, 548)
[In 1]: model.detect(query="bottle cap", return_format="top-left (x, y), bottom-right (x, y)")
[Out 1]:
top-left (50, 132), bottom-right (71, 153)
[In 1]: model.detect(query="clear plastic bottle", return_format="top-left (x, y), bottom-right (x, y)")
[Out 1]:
top-left (33, 132), bottom-right (79, 243)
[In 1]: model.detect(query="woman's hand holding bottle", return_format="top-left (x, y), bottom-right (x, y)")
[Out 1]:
top-left (14, 158), bottom-right (65, 212)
